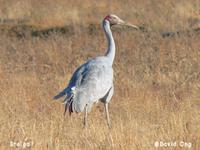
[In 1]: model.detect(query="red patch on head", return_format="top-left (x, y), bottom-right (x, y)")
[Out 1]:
top-left (104, 15), bottom-right (111, 21)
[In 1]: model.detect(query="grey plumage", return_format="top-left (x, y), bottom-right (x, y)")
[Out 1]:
top-left (54, 57), bottom-right (113, 113)
top-left (53, 14), bottom-right (138, 128)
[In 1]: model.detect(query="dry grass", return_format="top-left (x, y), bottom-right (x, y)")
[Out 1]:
top-left (0, 0), bottom-right (200, 149)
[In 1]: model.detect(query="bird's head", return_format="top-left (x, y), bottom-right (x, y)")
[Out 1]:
top-left (104, 14), bottom-right (139, 30)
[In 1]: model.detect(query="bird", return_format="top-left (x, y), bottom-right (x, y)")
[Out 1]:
top-left (53, 14), bottom-right (138, 128)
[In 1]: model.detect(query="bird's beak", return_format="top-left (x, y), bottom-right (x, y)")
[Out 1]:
top-left (118, 19), bottom-right (139, 30)
top-left (124, 23), bottom-right (139, 30)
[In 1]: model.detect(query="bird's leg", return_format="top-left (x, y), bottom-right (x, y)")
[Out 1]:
top-left (83, 104), bottom-right (88, 128)
top-left (104, 103), bottom-right (111, 128)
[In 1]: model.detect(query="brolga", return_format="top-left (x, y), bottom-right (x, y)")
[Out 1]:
top-left (54, 14), bottom-right (138, 128)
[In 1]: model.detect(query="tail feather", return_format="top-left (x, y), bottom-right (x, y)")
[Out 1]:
top-left (63, 95), bottom-right (74, 116)
top-left (54, 86), bottom-right (76, 115)
top-left (53, 88), bottom-right (69, 100)
top-left (64, 103), bottom-right (68, 116)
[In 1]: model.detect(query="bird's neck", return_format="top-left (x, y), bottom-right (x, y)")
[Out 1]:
top-left (103, 20), bottom-right (115, 65)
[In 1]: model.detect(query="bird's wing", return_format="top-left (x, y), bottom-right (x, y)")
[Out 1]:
top-left (71, 59), bottom-right (113, 112)
top-left (68, 61), bottom-right (90, 88)
top-left (53, 61), bottom-right (89, 100)
top-left (56, 58), bottom-right (113, 113)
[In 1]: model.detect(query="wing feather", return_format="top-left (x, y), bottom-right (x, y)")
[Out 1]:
top-left (71, 59), bottom-right (113, 112)
top-left (54, 57), bottom-right (113, 113)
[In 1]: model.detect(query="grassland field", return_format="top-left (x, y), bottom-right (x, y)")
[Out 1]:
top-left (0, 0), bottom-right (200, 149)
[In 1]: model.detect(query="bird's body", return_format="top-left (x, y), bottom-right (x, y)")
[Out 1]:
top-left (54, 14), bottom-right (138, 127)
top-left (66, 56), bottom-right (113, 112)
